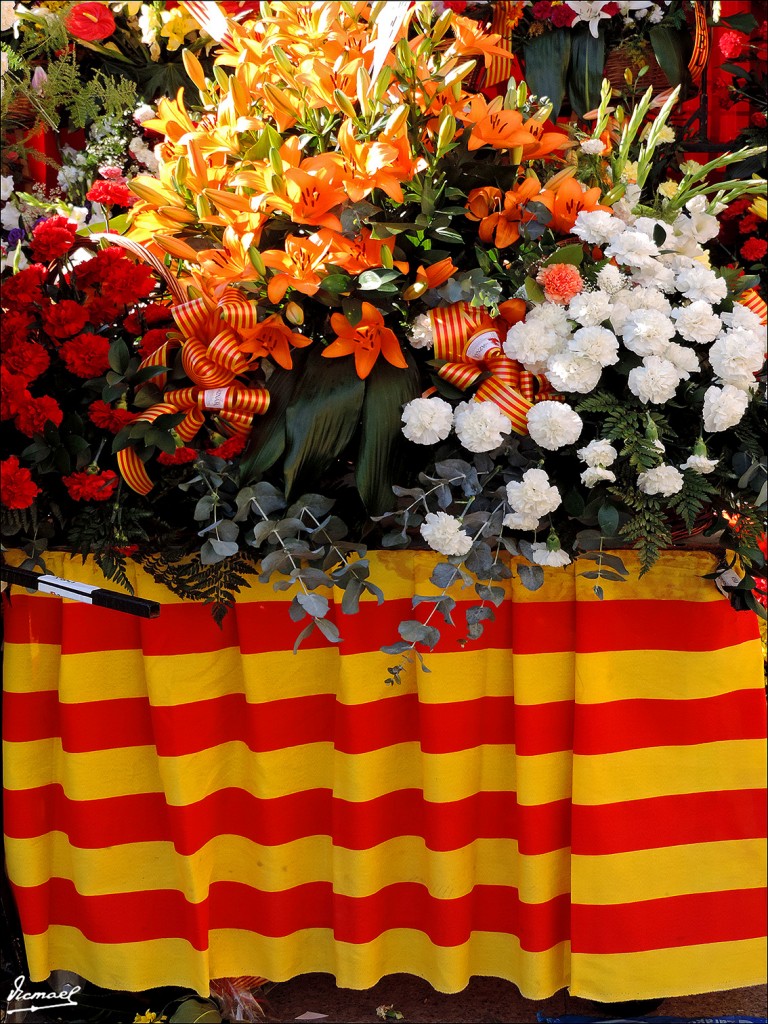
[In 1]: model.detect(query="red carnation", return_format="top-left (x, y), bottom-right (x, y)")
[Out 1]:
top-left (740, 237), bottom-right (768, 262)
top-left (1, 264), bottom-right (46, 309)
top-left (14, 394), bottom-right (64, 437)
top-left (719, 30), bottom-right (746, 59)
top-left (0, 310), bottom-right (35, 348)
top-left (62, 468), bottom-right (119, 501)
top-left (123, 303), bottom-right (174, 335)
top-left (550, 3), bottom-right (577, 27)
top-left (0, 366), bottom-right (28, 420)
top-left (157, 446), bottom-right (198, 466)
top-left (59, 333), bottom-right (111, 378)
top-left (138, 327), bottom-right (171, 358)
top-left (3, 341), bottom-right (50, 383)
top-left (41, 299), bottom-right (89, 339)
top-left (73, 247), bottom-right (126, 289)
top-left (31, 216), bottom-right (77, 263)
top-left (87, 179), bottom-right (137, 208)
top-left (738, 215), bottom-right (759, 235)
top-left (208, 434), bottom-right (246, 461)
top-left (88, 400), bottom-right (138, 433)
top-left (532, 1), bottom-right (554, 19)
top-left (0, 456), bottom-right (40, 510)
top-left (65, 2), bottom-right (116, 40)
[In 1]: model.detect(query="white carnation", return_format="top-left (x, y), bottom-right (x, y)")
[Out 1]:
top-left (408, 312), bottom-right (434, 350)
top-left (420, 511), bottom-right (473, 557)
top-left (506, 467), bottom-right (562, 518)
top-left (502, 511), bottom-right (541, 532)
top-left (401, 397), bottom-right (453, 445)
top-left (605, 230), bottom-right (660, 269)
top-left (503, 320), bottom-right (563, 373)
top-left (682, 195), bottom-right (722, 243)
top-left (671, 301), bottom-right (722, 344)
top-left (621, 309), bottom-right (675, 356)
top-left (567, 291), bottom-right (613, 327)
top-left (680, 454), bottom-right (719, 474)
top-left (526, 401), bottom-right (583, 450)
top-left (596, 264), bottom-right (625, 295)
top-left (664, 342), bottom-right (699, 377)
top-left (0, 4), bottom-right (17, 32)
top-left (569, 325), bottom-right (620, 367)
top-left (545, 352), bottom-right (602, 394)
top-left (709, 330), bottom-right (764, 390)
top-left (527, 301), bottom-right (573, 338)
top-left (0, 174), bottom-right (13, 202)
top-left (637, 464), bottom-right (685, 497)
top-left (581, 466), bottom-right (617, 487)
top-left (629, 287), bottom-right (673, 316)
top-left (580, 139), bottom-right (607, 155)
top-left (572, 209), bottom-right (625, 245)
top-left (454, 400), bottom-right (510, 452)
top-left (721, 304), bottom-right (763, 336)
top-left (675, 263), bottom-right (727, 304)
top-left (628, 260), bottom-right (678, 293)
top-left (702, 383), bottom-right (750, 432)
top-left (530, 543), bottom-right (572, 567)
top-left (577, 438), bottom-right (618, 467)
top-left (627, 356), bottom-right (682, 404)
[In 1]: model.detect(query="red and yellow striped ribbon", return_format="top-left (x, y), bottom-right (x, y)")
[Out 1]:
top-left (431, 301), bottom-right (558, 435)
top-left (173, 288), bottom-right (260, 389)
top-left (482, 0), bottom-right (525, 89)
top-left (117, 385), bottom-right (269, 496)
top-left (738, 288), bottom-right (767, 325)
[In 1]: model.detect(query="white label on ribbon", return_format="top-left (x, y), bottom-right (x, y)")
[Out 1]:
top-left (204, 388), bottom-right (230, 410)
top-left (715, 568), bottom-right (743, 596)
top-left (466, 331), bottom-right (500, 362)
top-left (37, 575), bottom-right (99, 603)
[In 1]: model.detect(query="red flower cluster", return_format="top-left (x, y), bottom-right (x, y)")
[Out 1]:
top-left (138, 327), bottom-right (172, 358)
top-left (208, 434), bottom-right (247, 461)
top-left (3, 340), bottom-right (50, 382)
top-left (123, 302), bottom-right (174, 335)
top-left (1, 264), bottom-right (46, 306)
top-left (41, 300), bottom-right (90, 339)
top-left (87, 179), bottom-right (137, 208)
top-left (14, 395), bottom-right (63, 438)
top-left (30, 216), bottom-right (77, 263)
top-left (531, 0), bottom-right (577, 27)
top-left (73, 247), bottom-right (156, 322)
top-left (62, 469), bottom-right (119, 501)
top-left (718, 29), bottom-right (746, 59)
top-left (0, 456), bottom-right (40, 510)
top-left (60, 333), bottom-right (111, 378)
top-left (157, 446), bottom-right (198, 466)
top-left (0, 367), bottom-right (28, 421)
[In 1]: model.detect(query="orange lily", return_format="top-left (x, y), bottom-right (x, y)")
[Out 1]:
top-left (325, 302), bottom-right (407, 379)
top-left (237, 314), bottom-right (312, 370)
top-left (322, 229), bottom-right (409, 276)
top-left (264, 166), bottom-right (348, 232)
top-left (416, 257), bottom-right (457, 289)
top-left (261, 233), bottom-right (333, 303)
top-left (521, 117), bottom-right (572, 160)
top-left (476, 177), bottom-right (547, 248)
top-left (447, 14), bottom-right (514, 66)
top-left (465, 186), bottom-right (503, 222)
top-left (539, 176), bottom-right (610, 235)
top-left (465, 108), bottom-right (540, 152)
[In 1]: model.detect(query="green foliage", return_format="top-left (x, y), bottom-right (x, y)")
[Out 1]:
top-left (137, 549), bottom-right (257, 627)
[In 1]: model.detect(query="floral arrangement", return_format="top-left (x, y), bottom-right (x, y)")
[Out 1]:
top-left (1, 0), bottom-right (766, 643)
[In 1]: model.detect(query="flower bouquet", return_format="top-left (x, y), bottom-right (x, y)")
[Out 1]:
top-left (1, 0), bottom-right (765, 642)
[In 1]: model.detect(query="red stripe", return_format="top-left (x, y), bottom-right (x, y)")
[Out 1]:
top-left (11, 877), bottom-right (571, 951)
top-left (2, 785), bottom-right (571, 857)
top-left (2, 691), bottom-right (575, 757)
top-left (6, 687), bottom-right (764, 757)
top-left (572, 888), bottom-right (767, 953)
top-left (2, 594), bottom-right (757, 657)
top-left (572, 790), bottom-right (768, 855)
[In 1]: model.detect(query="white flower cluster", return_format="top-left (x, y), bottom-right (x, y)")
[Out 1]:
top-left (419, 511), bottom-right (473, 557)
top-left (401, 397), bottom-right (511, 453)
top-left (504, 468), bottom-right (561, 532)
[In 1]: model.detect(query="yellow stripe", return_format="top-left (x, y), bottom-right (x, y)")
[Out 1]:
top-left (3, 740), bottom-right (573, 805)
top-left (570, 937), bottom-right (767, 1001)
top-left (573, 740), bottom-right (767, 805)
top-left (6, 834), bottom-right (571, 904)
top-left (572, 839), bottom-right (767, 905)
top-left (1, 549), bottom-right (727, 605)
top-left (22, 925), bottom-right (572, 998)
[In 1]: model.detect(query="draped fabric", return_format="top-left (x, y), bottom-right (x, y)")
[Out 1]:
top-left (2, 550), bottom-right (766, 1000)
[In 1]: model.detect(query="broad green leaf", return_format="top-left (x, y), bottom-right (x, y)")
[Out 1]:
top-left (522, 29), bottom-right (572, 119)
top-left (598, 502), bottom-right (620, 537)
top-left (543, 243), bottom-right (584, 267)
top-left (355, 349), bottom-right (421, 515)
top-left (238, 353), bottom-right (305, 484)
top-left (283, 346), bottom-right (365, 498)
top-left (649, 25), bottom-right (687, 88)
top-left (524, 276), bottom-right (545, 303)
top-left (568, 25), bottom-right (605, 117)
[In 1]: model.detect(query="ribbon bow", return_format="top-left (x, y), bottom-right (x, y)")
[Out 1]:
top-left (430, 301), bottom-right (558, 434)
top-left (117, 384), bottom-right (269, 496)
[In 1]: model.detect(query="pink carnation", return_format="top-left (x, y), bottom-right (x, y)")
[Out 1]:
top-left (536, 263), bottom-right (584, 305)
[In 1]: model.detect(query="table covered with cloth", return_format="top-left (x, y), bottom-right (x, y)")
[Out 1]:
top-left (2, 549), bottom-right (766, 1001)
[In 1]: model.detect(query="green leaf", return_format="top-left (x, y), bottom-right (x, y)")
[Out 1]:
top-left (357, 268), bottom-right (402, 290)
top-left (168, 996), bottom-right (223, 1023)
top-left (598, 503), bottom-right (620, 537)
top-left (522, 28), bottom-right (572, 119)
top-left (282, 346), bottom-right (365, 498)
top-left (238, 354), bottom-right (305, 483)
top-left (315, 616), bottom-right (341, 643)
top-left (297, 592), bottom-right (329, 618)
top-left (518, 563), bottom-right (544, 591)
top-left (108, 339), bottom-right (131, 375)
top-left (543, 243), bottom-right (584, 267)
top-left (720, 11), bottom-right (758, 34)
top-left (398, 619), bottom-right (440, 649)
top-left (356, 349), bottom-right (421, 515)
top-left (319, 272), bottom-right (352, 294)
top-left (568, 24), bottom-right (605, 118)
top-left (524, 276), bottom-right (545, 303)
top-left (649, 25), bottom-right (687, 88)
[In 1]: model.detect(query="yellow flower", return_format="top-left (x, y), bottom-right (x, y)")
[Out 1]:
top-left (159, 8), bottom-right (199, 51)
top-left (133, 1013), bottom-right (166, 1024)
top-left (657, 126), bottom-right (675, 144)
top-left (679, 159), bottom-right (704, 176)
top-left (749, 196), bottom-right (766, 220)
top-left (622, 160), bottom-right (638, 184)
top-left (658, 180), bottom-right (678, 199)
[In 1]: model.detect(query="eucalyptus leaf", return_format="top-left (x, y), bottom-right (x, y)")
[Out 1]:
top-left (522, 27), bottom-right (572, 118)
top-left (517, 563), bottom-right (545, 591)
top-left (297, 592), bottom-right (329, 618)
top-left (398, 619), bottom-right (441, 648)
